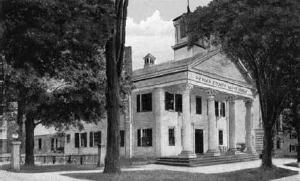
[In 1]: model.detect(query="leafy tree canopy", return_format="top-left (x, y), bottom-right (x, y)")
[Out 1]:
top-left (184, 0), bottom-right (300, 168)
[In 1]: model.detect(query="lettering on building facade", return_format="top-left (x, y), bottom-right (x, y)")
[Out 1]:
top-left (194, 75), bottom-right (250, 95)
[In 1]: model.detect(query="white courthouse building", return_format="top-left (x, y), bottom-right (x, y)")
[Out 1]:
top-left (128, 16), bottom-right (260, 159)
top-left (33, 15), bottom-right (262, 161)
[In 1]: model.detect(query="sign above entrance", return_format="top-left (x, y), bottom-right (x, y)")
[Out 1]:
top-left (190, 73), bottom-right (253, 97)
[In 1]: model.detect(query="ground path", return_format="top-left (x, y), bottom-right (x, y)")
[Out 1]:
top-left (0, 158), bottom-right (299, 181)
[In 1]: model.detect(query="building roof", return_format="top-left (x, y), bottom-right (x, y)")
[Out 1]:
top-left (133, 49), bottom-right (253, 90)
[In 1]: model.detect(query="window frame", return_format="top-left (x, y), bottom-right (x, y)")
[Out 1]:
top-left (165, 92), bottom-right (182, 112)
top-left (137, 93), bottom-right (152, 112)
top-left (66, 134), bottom-right (71, 143)
top-left (137, 128), bottom-right (152, 147)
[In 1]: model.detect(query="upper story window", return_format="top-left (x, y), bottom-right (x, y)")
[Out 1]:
top-left (165, 92), bottom-right (182, 112)
top-left (137, 93), bottom-right (152, 112)
top-left (215, 101), bottom-right (226, 117)
top-left (196, 96), bottom-right (202, 114)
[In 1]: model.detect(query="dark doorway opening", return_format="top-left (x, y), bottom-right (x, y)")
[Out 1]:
top-left (195, 129), bottom-right (204, 154)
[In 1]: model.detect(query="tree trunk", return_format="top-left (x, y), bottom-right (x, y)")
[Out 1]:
top-left (17, 102), bottom-right (25, 153)
top-left (25, 112), bottom-right (35, 166)
top-left (103, 38), bottom-right (121, 174)
top-left (296, 103), bottom-right (300, 163)
top-left (261, 124), bottom-right (274, 169)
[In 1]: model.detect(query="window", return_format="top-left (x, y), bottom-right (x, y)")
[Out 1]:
top-left (196, 97), bottom-right (202, 114)
top-left (137, 129), bottom-right (152, 147)
top-left (80, 133), bottom-right (87, 147)
top-left (290, 132), bottom-right (297, 139)
top-left (215, 101), bottom-right (225, 117)
top-left (66, 134), bottom-right (71, 143)
top-left (137, 93), bottom-right (152, 112)
top-left (219, 130), bottom-right (223, 145)
top-left (38, 138), bottom-right (42, 150)
top-left (120, 130), bottom-right (125, 147)
top-left (169, 128), bottom-right (175, 146)
top-left (289, 144), bottom-right (297, 152)
top-left (75, 132), bottom-right (87, 148)
top-left (90, 131), bottom-right (101, 147)
top-left (165, 92), bottom-right (182, 112)
top-left (276, 139), bottom-right (281, 149)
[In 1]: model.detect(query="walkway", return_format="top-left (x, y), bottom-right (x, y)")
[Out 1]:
top-left (0, 158), bottom-right (299, 181)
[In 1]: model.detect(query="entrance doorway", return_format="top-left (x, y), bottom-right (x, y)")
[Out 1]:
top-left (195, 129), bottom-right (204, 154)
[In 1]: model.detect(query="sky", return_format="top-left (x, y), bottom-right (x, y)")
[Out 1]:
top-left (125, 0), bottom-right (212, 70)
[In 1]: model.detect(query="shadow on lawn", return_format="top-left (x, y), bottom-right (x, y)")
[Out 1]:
top-left (62, 168), bottom-right (298, 181)
top-left (284, 162), bottom-right (299, 168)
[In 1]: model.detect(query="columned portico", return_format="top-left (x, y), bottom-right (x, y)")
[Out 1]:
top-left (179, 83), bottom-right (196, 158)
top-left (206, 90), bottom-right (220, 156)
top-left (227, 96), bottom-right (238, 155)
top-left (245, 99), bottom-right (256, 153)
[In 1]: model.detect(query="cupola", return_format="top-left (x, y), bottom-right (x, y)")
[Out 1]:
top-left (143, 53), bottom-right (156, 68)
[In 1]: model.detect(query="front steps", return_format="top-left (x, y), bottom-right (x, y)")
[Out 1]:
top-left (156, 153), bottom-right (259, 167)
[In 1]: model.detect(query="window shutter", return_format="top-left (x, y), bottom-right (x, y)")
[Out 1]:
top-left (221, 102), bottom-right (226, 117)
top-left (90, 132), bottom-right (94, 147)
top-left (175, 94), bottom-right (182, 112)
top-left (137, 95), bottom-right (140, 112)
top-left (215, 101), bottom-right (219, 117)
top-left (51, 138), bottom-right (54, 150)
top-left (148, 129), bottom-right (152, 146)
top-left (75, 133), bottom-right (79, 148)
top-left (98, 131), bottom-right (102, 145)
top-left (137, 129), bottom-right (141, 146)
top-left (196, 97), bottom-right (202, 114)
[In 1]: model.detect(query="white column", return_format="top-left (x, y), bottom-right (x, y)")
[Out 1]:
top-left (179, 84), bottom-right (196, 158)
top-left (154, 87), bottom-right (164, 157)
top-left (244, 99), bottom-right (256, 154)
top-left (206, 90), bottom-right (220, 156)
top-left (227, 96), bottom-right (238, 155)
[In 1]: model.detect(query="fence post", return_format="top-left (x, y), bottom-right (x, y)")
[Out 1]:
top-left (97, 144), bottom-right (101, 167)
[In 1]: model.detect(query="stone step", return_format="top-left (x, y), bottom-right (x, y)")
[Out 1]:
top-left (158, 154), bottom-right (258, 163)
top-left (156, 154), bottom-right (259, 167)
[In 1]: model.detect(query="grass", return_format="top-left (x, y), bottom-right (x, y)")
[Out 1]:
top-left (61, 168), bottom-right (298, 181)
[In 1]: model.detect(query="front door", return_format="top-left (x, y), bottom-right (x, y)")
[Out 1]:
top-left (195, 129), bottom-right (204, 154)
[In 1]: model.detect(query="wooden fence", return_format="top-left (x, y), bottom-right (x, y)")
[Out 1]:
top-left (0, 154), bottom-right (99, 165)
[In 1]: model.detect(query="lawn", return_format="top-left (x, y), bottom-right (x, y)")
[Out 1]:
top-left (61, 167), bottom-right (298, 181)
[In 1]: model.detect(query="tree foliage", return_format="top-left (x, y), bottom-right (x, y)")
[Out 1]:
top-left (3, 0), bottom-right (114, 165)
top-left (185, 0), bottom-right (300, 169)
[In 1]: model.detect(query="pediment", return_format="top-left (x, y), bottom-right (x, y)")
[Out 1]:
top-left (190, 52), bottom-right (251, 85)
